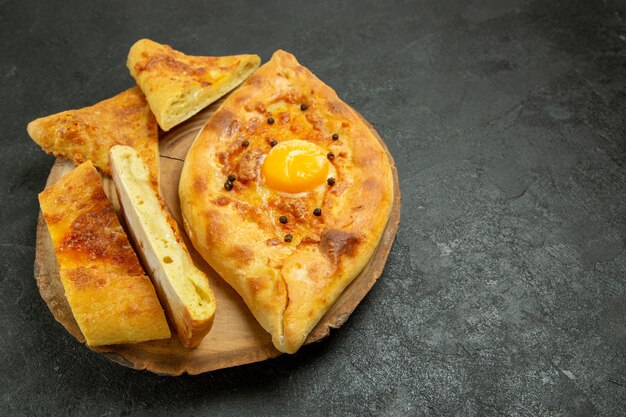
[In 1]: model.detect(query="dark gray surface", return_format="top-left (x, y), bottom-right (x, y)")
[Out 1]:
top-left (1, 0), bottom-right (625, 415)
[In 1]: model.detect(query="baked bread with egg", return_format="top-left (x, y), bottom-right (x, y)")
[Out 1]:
top-left (110, 145), bottom-right (216, 348)
top-left (39, 161), bottom-right (170, 346)
top-left (127, 39), bottom-right (260, 131)
top-left (179, 50), bottom-right (394, 353)
top-left (27, 87), bottom-right (159, 190)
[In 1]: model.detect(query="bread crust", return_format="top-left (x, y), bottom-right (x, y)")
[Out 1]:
top-left (27, 87), bottom-right (159, 189)
top-left (38, 161), bottom-right (170, 346)
top-left (127, 39), bottom-right (260, 131)
top-left (179, 50), bottom-right (394, 353)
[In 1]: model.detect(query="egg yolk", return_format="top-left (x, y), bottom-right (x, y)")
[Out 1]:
top-left (261, 140), bottom-right (330, 193)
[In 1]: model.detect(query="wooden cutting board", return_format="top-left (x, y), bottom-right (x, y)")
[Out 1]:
top-left (34, 98), bottom-right (401, 376)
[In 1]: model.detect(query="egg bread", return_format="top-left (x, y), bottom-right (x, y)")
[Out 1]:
top-left (110, 145), bottom-right (216, 348)
top-left (27, 87), bottom-right (159, 190)
top-left (179, 50), bottom-right (394, 353)
top-left (127, 39), bottom-right (260, 131)
top-left (38, 161), bottom-right (170, 346)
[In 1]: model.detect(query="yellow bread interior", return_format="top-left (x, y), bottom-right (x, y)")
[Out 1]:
top-left (127, 38), bottom-right (261, 131)
top-left (110, 145), bottom-right (216, 348)
top-left (155, 62), bottom-right (258, 131)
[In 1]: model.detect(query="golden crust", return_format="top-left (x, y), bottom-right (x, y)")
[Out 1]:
top-left (39, 161), bottom-right (170, 346)
top-left (179, 50), bottom-right (394, 353)
top-left (127, 39), bottom-right (261, 131)
top-left (27, 87), bottom-right (159, 189)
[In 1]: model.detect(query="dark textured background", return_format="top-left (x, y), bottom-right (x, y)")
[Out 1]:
top-left (1, 0), bottom-right (625, 415)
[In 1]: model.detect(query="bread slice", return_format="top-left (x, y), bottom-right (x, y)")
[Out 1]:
top-left (109, 145), bottom-right (216, 348)
top-left (27, 87), bottom-right (160, 190)
top-left (127, 38), bottom-right (260, 131)
top-left (39, 161), bottom-right (170, 346)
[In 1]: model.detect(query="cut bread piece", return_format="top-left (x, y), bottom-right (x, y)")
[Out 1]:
top-left (127, 38), bottom-right (260, 131)
top-left (27, 87), bottom-right (160, 190)
top-left (110, 145), bottom-right (216, 348)
top-left (39, 161), bottom-right (170, 346)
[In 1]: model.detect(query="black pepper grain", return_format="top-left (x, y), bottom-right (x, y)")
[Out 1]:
top-left (279, 215), bottom-right (288, 224)
top-left (270, 140), bottom-right (278, 147)
top-left (300, 103), bottom-right (308, 111)
top-left (242, 140), bottom-right (250, 147)
top-left (332, 133), bottom-right (339, 140)
top-left (284, 234), bottom-right (293, 242)
top-left (267, 117), bottom-right (275, 125)
top-left (224, 180), bottom-right (233, 191)
top-left (313, 208), bottom-right (322, 216)
top-left (327, 152), bottom-right (335, 161)
top-left (227, 174), bottom-right (236, 182)
top-left (327, 177), bottom-right (336, 186)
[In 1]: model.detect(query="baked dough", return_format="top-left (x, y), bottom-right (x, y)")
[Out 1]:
top-left (27, 87), bottom-right (159, 190)
top-left (39, 161), bottom-right (170, 346)
top-left (179, 50), bottom-right (394, 353)
top-left (110, 145), bottom-right (216, 348)
top-left (127, 39), bottom-right (260, 131)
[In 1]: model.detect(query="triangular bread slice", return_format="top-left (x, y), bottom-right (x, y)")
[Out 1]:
top-left (27, 87), bottom-right (159, 189)
top-left (127, 38), bottom-right (260, 131)
top-left (39, 161), bottom-right (170, 346)
top-left (110, 145), bottom-right (216, 348)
